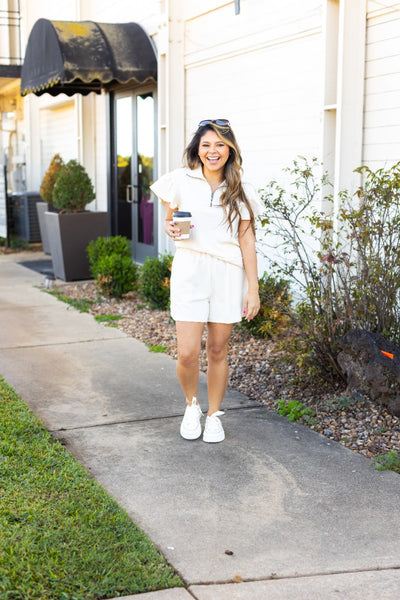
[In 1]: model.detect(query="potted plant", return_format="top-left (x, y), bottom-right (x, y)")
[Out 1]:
top-left (37, 153), bottom-right (63, 253)
top-left (45, 159), bottom-right (108, 281)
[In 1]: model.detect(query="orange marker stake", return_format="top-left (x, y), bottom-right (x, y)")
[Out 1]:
top-left (381, 350), bottom-right (394, 360)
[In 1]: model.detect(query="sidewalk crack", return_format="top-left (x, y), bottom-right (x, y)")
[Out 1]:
top-left (187, 564), bottom-right (400, 588)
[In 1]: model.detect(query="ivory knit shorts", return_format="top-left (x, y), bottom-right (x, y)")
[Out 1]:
top-left (170, 249), bottom-right (247, 323)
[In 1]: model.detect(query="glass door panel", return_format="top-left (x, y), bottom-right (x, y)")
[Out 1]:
top-left (112, 87), bottom-right (157, 262)
top-left (115, 96), bottom-right (133, 240)
top-left (134, 91), bottom-right (157, 261)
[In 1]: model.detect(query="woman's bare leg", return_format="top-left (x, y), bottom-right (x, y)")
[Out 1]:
top-left (175, 321), bottom-right (205, 404)
top-left (206, 322), bottom-right (233, 415)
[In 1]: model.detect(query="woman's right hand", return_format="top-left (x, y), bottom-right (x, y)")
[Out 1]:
top-left (164, 219), bottom-right (181, 240)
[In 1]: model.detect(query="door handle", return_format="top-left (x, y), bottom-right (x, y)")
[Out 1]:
top-left (126, 184), bottom-right (134, 203)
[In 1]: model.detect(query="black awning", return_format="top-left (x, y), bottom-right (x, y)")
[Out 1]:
top-left (20, 19), bottom-right (157, 97)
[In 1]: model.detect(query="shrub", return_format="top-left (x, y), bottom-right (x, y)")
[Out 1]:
top-left (53, 159), bottom-right (95, 212)
top-left (39, 153), bottom-right (64, 204)
top-left (95, 255), bottom-right (139, 299)
top-left (258, 157), bottom-right (400, 379)
top-left (88, 235), bottom-right (132, 277)
top-left (87, 236), bottom-right (138, 299)
top-left (241, 272), bottom-right (291, 338)
top-left (140, 253), bottom-right (173, 310)
top-left (275, 398), bottom-right (315, 422)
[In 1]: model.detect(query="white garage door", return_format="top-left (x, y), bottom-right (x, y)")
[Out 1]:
top-left (39, 102), bottom-right (77, 177)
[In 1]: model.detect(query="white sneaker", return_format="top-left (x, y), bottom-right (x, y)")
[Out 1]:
top-left (180, 397), bottom-right (203, 440)
top-left (203, 411), bottom-right (225, 443)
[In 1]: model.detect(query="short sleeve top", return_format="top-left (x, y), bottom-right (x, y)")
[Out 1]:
top-left (150, 166), bottom-right (263, 267)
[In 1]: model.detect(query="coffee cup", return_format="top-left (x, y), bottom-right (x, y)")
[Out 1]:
top-left (172, 211), bottom-right (192, 239)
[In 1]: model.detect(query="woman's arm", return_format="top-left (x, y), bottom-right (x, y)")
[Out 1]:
top-left (164, 205), bottom-right (174, 235)
top-left (238, 220), bottom-right (260, 321)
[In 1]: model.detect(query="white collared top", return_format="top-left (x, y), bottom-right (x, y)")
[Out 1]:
top-left (150, 166), bottom-right (263, 267)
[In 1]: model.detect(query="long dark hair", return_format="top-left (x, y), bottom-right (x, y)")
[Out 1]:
top-left (183, 122), bottom-right (255, 233)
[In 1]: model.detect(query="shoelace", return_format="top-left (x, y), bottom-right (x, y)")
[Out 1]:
top-left (207, 411), bottom-right (224, 427)
top-left (185, 398), bottom-right (203, 420)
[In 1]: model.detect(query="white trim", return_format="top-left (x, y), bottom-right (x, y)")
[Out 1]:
top-left (156, 0), bottom-right (185, 255)
top-left (335, 0), bottom-right (367, 195)
top-left (322, 0), bottom-right (367, 203)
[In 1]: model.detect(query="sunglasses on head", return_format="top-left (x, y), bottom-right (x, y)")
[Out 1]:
top-left (198, 119), bottom-right (230, 129)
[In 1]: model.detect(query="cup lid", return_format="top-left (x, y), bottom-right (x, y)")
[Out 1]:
top-left (173, 211), bottom-right (192, 217)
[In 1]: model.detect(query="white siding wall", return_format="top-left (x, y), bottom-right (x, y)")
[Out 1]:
top-left (39, 102), bottom-right (76, 177)
top-left (363, 4), bottom-right (400, 169)
top-left (80, 0), bottom-right (161, 34)
top-left (183, 0), bottom-right (324, 189)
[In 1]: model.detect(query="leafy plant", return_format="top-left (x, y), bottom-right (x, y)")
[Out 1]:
top-left (327, 394), bottom-right (362, 409)
top-left (148, 344), bottom-right (169, 353)
top-left (339, 163), bottom-right (400, 338)
top-left (87, 236), bottom-right (139, 299)
top-left (87, 235), bottom-right (131, 271)
top-left (39, 153), bottom-right (64, 204)
top-left (52, 159), bottom-right (95, 212)
top-left (241, 272), bottom-right (291, 338)
top-left (275, 397), bottom-right (315, 422)
top-left (140, 253), bottom-right (173, 310)
top-left (95, 255), bottom-right (138, 299)
top-left (258, 157), bottom-right (400, 379)
top-left (94, 314), bottom-right (123, 323)
top-left (372, 450), bottom-right (400, 473)
top-left (2, 236), bottom-right (29, 250)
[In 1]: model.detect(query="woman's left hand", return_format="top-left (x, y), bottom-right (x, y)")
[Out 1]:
top-left (243, 290), bottom-right (260, 321)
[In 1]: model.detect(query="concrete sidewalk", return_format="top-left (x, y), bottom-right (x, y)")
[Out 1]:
top-left (1, 251), bottom-right (400, 600)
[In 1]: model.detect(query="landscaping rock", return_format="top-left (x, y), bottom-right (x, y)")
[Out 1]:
top-left (338, 329), bottom-right (400, 416)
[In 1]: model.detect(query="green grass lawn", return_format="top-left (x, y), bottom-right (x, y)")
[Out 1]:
top-left (0, 376), bottom-right (183, 599)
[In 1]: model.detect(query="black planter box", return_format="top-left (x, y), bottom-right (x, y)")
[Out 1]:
top-left (45, 211), bottom-right (108, 281)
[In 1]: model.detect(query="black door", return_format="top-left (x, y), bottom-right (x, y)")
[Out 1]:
top-left (111, 87), bottom-right (157, 262)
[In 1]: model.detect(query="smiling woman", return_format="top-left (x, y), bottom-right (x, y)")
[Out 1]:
top-left (198, 130), bottom-right (230, 183)
top-left (150, 119), bottom-right (264, 443)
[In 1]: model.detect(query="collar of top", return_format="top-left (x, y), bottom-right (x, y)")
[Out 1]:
top-left (186, 165), bottom-right (226, 188)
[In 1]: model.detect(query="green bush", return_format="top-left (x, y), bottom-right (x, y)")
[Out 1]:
top-left (258, 157), bottom-right (400, 379)
top-left (95, 254), bottom-right (139, 299)
top-left (87, 236), bottom-right (138, 299)
top-left (88, 235), bottom-right (132, 276)
top-left (53, 159), bottom-right (95, 212)
top-left (241, 272), bottom-right (291, 338)
top-left (140, 253), bottom-right (173, 310)
top-left (39, 153), bottom-right (64, 204)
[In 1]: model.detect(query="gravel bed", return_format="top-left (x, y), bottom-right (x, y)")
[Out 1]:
top-left (51, 280), bottom-right (400, 463)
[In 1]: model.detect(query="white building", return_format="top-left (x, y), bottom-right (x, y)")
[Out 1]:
top-left (1, 0), bottom-right (400, 265)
